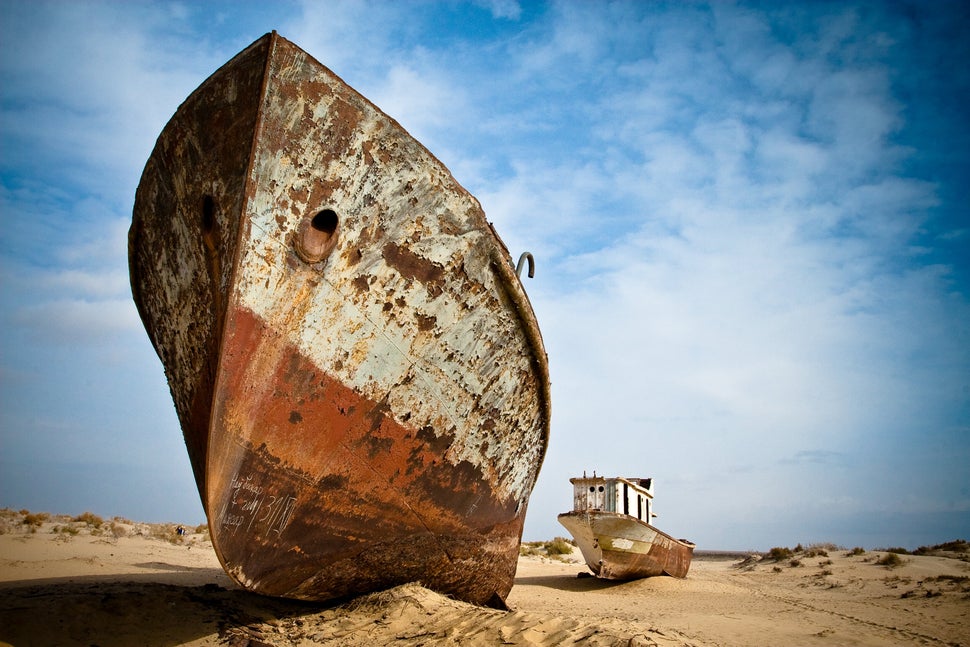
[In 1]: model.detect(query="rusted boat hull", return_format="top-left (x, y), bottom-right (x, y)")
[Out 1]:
top-left (129, 32), bottom-right (549, 607)
top-left (558, 511), bottom-right (694, 579)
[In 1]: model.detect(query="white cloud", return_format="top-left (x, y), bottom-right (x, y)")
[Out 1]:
top-left (1, 1), bottom-right (966, 548)
top-left (370, 64), bottom-right (471, 147)
top-left (478, 0), bottom-right (521, 21)
top-left (12, 298), bottom-right (141, 345)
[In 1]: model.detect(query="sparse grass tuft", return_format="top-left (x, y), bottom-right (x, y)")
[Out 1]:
top-left (846, 546), bottom-right (866, 556)
top-left (766, 546), bottom-right (794, 561)
top-left (875, 552), bottom-right (903, 568)
top-left (915, 539), bottom-right (968, 554)
top-left (925, 574), bottom-right (969, 584)
top-left (149, 524), bottom-right (185, 544)
top-left (545, 537), bottom-right (574, 556)
top-left (22, 513), bottom-right (49, 528)
top-left (810, 542), bottom-right (841, 552)
top-left (73, 512), bottom-right (103, 528)
top-left (520, 537), bottom-right (575, 560)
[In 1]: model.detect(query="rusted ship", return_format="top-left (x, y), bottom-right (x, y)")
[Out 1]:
top-left (128, 32), bottom-right (549, 608)
top-left (558, 475), bottom-right (693, 579)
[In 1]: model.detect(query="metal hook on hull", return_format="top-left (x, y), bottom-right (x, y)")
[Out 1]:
top-left (516, 252), bottom-right (535, 279)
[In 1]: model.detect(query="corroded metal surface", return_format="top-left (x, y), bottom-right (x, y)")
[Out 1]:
top-left (557, 476), bottom-right (693, 580)
top-left (130, 32), bottom-right (550, 607)
top-left (558, 512), bottom-right (694, 579)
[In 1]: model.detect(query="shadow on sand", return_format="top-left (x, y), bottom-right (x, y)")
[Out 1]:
top-left (0, 576), bottom-right (331, 647)
top-left (513, 571), bottom-right (629, 594)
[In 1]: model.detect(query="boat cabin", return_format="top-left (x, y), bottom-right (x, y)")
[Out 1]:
top-left (569, 474), bottom-right (657, 524)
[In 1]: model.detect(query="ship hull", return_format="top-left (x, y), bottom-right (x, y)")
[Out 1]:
top-left (558, 511), bottom-right (694, 579)
top-left (129, 32), bottom-right (549, 607)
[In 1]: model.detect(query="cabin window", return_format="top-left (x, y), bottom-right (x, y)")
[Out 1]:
top-left (623, 483), bottom-right (629, 515)
top-left (637, 495), bottom-right (642, 521)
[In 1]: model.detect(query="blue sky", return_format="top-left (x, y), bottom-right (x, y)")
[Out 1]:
top-left (1, 0), bottom-right (967, 551)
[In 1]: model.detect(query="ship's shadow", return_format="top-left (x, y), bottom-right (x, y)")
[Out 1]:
top-left (514, 572), bottom-right (629, 593)
top-left (0, 575), bottom-right (332, 647)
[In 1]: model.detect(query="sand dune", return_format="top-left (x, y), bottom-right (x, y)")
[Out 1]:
top-left (1, 510), bottom-right (968, 646)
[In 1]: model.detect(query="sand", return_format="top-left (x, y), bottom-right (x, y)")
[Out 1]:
top-left (1, 510), bottom-right (967, 646)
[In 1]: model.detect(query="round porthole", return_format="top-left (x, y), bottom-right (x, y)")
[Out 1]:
top-left (295, 208), bottom-right (339, 263)
top-left (202, 195), bottom-right (215, 233)
top-left (201, 195), bottom-right (217, 250)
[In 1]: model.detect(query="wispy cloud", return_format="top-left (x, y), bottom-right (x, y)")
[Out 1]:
top-left (0, 1), bottom-right (966, 548)
top-left (782, 450), bottom-right (846, 466)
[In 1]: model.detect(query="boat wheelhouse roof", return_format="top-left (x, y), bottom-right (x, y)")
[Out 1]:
top-left (569, 474), bottom-right (654, 491)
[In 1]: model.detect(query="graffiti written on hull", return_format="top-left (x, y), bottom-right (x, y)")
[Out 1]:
top-left (220, 472), bottom-right (297, 536)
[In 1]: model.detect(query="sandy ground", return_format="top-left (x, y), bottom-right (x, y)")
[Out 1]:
top-left (1, 511), bottom-right (968, 646)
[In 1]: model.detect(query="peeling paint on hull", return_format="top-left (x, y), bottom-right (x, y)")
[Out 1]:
top-left (558, 512), bottom-right (694, 580)
top-left (129, 32), bottom-right (549, 607)
top-left (557, 475), bottom-right (693, 580)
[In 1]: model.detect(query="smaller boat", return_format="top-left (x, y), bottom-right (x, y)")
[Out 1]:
top-left (557, 474), bottom-right (694, 579)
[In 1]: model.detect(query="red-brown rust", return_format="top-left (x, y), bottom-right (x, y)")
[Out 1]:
top-left (130, 31), bottom-right (549, 607)
top-left (207, 307), bottom-right (524, 603)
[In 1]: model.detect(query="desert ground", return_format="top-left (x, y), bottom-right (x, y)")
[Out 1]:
top-left (1, 510), bottom-right (967, 646)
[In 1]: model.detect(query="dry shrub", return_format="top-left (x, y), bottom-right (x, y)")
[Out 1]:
top-left (22, 513), bottom-right (49, 528)
top-left (766, 546), bottom-right (794, 561)
top-left (810, 542), bottom-right (840, 552)
top-left (846, 546), bottom-right (866, 556)
top-left (876, 552), bottom-right (903, 568)
top-left (519, 537), bottom-right (574, 560)
top-left (925, 574), bottom-right (969, 584)
top-left (73, 512), bottom-right (103, 528)
top-left (545, 537), bottom-right (574, 556)
top-left (519, 543), bottom-right (542, 557)
top-left (148, 524), bottom-right (185, 544)
top-left (924, 539), bottom-right (967, 553)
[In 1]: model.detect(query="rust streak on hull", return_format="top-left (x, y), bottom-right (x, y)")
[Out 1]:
top-left (129, 32), bottom-right (549, 607)
top-left (558, 511), bottom-right (694, 579)
top-left (558, 476), bottom-right (693, 581)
